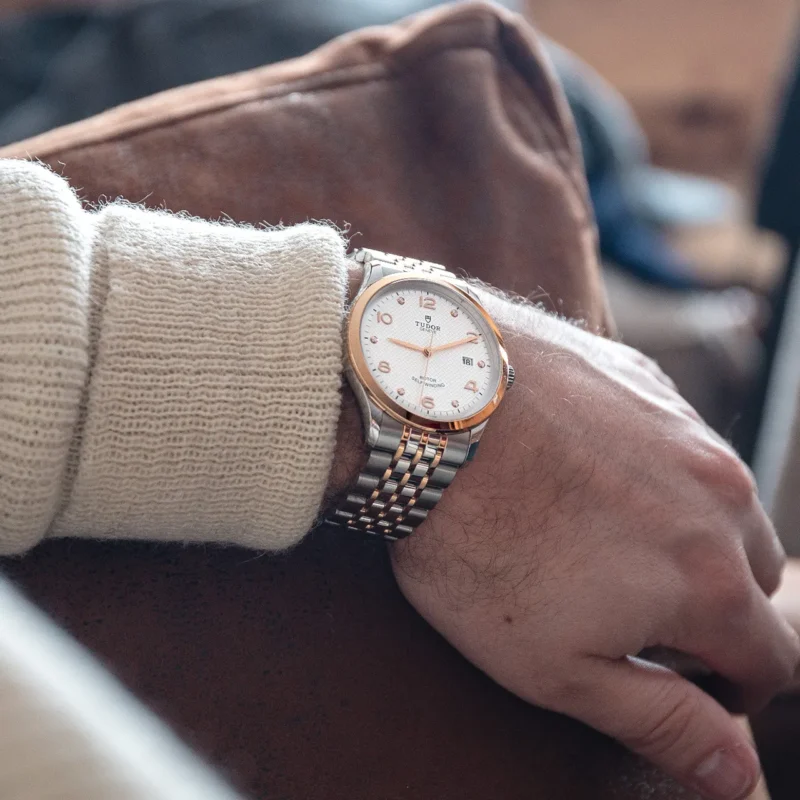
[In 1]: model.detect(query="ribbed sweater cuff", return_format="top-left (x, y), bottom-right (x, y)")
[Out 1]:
top-left (0, 160), bottom-right (349, 555)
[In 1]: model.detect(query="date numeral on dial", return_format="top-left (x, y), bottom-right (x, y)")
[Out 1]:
top-left (421, 396), bottom-right (435, 410)
top-left (378, 361), bottom-right (391, 374)
top-left (464, 380), bottom-right (479, 393)
top-left (376, 312), bottom-right (393, 325)
top-left (419, 296), bottom-right (436, 310)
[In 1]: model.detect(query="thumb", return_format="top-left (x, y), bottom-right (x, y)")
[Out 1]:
top-left (564, 656), bottom-right (761, 800)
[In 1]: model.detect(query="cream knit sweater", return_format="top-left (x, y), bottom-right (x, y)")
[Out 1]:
top-left (0, 160), bottom-right (350, 797)
top-left (1, 159), bottom-right (349, 555)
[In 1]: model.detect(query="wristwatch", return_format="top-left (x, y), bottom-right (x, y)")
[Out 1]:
top-left (328, 248), bottom-right (514, 541)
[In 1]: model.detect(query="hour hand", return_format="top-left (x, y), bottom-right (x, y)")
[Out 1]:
top-left (388, 337), bottom-right (427, 353)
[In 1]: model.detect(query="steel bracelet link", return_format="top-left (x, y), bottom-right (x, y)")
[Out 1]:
top-left (352, 248), bottom-right (456, 279)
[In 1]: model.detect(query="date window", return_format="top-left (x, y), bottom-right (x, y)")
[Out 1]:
top-left (462, 356), bottom-right (474, 366)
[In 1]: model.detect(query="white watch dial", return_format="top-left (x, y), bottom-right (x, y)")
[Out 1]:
top-left (358, 278), bottom-right (503, 422)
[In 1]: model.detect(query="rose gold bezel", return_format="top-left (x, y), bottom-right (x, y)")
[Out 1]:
top-left (347, 273), bottom-right (510, 432)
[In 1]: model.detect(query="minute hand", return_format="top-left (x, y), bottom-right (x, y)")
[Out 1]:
top-left (429, 334), bottom-right (479, 354)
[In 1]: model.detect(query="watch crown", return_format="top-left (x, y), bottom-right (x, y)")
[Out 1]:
top-left (506, 365), bottom-right (516, 390)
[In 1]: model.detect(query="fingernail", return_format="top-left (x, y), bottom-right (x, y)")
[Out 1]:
top-left (693, 747), bottom-right (758, 800)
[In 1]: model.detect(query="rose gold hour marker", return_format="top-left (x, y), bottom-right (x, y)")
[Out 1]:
top-left (376, 311), bottom-right (393, 325)
top-left (378, 361), bottom-right (391, 374)
top-left (421, 396), bottom-right (435, 410)
top-left (419, 296), bottom-right (436, 310)
top-left (464, 380), bottom-right (479, 393)
top-left (478, 360), bottom-right (485, 369)
top-left (397, 388), bottom-right (406, 396)
top-left (450, 309), bottom-right (459, 318)
top-left (451, 399), bottom-right (459, 408)
top-left (397, 297), bottom-right (406, 305)
top-left (370, 335), bottom-right (378, 344)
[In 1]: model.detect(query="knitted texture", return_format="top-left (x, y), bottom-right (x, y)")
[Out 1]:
top-left (0, 161), bottom-right (93, 554)
top-left (0, 160), bottom-right (349, 555)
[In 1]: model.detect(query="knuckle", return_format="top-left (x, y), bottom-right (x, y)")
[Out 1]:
top-left (644, 357), bottom-right (678, 391)
top-left (623, 684), bottom-right (700, 759)
top-left (703, 560), bottom-right (753, 618)
top-left (627, 348), bottom-right (678, 390)
top-left (688, 443), bottom-right (756, 508)
top-left (631, 350), bottom-right (658, 372)
top-left (758, 643), bottom-right (799, 700)
top-left (678, 536), bottom-right (752, 616)
top-left (771, 623), bottom-right (800, 689)
top-left (763, 536), bottom-right (787, 597)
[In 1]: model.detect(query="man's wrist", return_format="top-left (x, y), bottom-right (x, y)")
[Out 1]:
top-left (346, 258), bottom-right (364, 303)
top-left (324, 259), bottom-right (366, 503)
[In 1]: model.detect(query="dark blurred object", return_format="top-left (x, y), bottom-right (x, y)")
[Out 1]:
top-left (736, 28), bottom-right (800, 464)
top-left (752, 696), bottom-right (800, 800)
top-left (0, 0), bottom-right (514, 146)
top-left (758, 35), bottom-right (800, 246)
top-left (0, 12), bottom-right (85, 125)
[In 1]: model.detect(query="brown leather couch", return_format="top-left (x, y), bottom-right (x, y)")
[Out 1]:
top-left (0, 3), bottom-right (754, 798)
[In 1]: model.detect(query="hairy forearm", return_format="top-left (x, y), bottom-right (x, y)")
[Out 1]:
top-left (325, 262), bottom-right (368, 503)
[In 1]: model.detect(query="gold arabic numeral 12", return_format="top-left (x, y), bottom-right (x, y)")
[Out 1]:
top-left (419, 296), bottom-right (436, 310)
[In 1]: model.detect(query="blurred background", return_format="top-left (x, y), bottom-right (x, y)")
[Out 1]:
top-left (2, 0), bottom-right (800, 793)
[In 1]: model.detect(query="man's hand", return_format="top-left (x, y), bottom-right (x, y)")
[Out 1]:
top-left (390, 290), bottom-right (799, 800)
